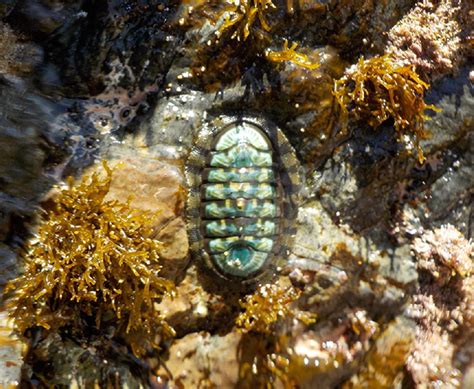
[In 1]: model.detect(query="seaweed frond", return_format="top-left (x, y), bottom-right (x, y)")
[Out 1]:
top-left (6, 163), bottom-right (175, 357)
top-left (266, 40), bottom-right (320, 70)
top-left (238, 333), bottom-right (295, 389)
top-left (217, 0), bottom-right (276, 41)
top-left (235, 281), bottom-right (317, 387)
top-left (333, 54), bottom-right (440, 162)
top-left (183, 0), bottom-right (282, 91)
top-left (236, 282), bottom-right (316, 334)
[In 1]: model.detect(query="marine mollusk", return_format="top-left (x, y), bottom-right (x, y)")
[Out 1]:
top-left (186, 116), bottom-right (301, 281)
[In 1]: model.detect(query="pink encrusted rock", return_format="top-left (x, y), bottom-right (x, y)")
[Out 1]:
top-left (413, 224), bottom-right (473, 278)
top-left (386, 0), bottom-right (472, 81)
top-left (408, 225), bottom-right (474, 387)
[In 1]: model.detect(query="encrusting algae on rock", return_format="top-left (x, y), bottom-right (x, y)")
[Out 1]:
top-left (406, 225), bottom-right (474, 387)
top-left (5, 162), bottom-right (175, 358)
top-left (386, 0), bottom-right (470, 81)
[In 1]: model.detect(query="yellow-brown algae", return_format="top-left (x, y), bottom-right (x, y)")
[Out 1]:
top-left (6, 163), bottom-right (175, 357)
top-left (333, 54), bottom-right (440, 163)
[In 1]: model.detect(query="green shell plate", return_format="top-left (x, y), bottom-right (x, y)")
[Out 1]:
top-left (186, 115), bottom-right (302, 283)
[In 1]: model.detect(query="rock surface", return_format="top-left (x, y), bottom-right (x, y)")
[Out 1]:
top-left (0, 312), bottom-right (22, 387)
top-left (0, 0), bottom-right (472, 387)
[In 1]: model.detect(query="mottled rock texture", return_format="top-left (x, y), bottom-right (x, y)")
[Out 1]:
top-left (0, 0), bottom-right (472, 387)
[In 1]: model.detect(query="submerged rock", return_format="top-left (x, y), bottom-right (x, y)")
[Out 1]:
top-left (407, 225), bottom-right (473, 388)
top-left (155, 331), bottom-right (242, 387)
top-left (0, 79), bottom-right (65, 252)
top-left (102, 156), bottom-right (189, 280)
top-left (0, 22), bottom-right (42, 76)
top-left (21, 332), bottom-right (153, 388)
top-left (0, 0), bottom-right (472, 387)
top-left (0, 312), bottom-right (22, 387)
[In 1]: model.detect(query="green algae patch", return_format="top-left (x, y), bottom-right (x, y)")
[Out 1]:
top-left (333, 54), bottom-right (440, 162)
top-left (6, 163), bottom-right (175, 357)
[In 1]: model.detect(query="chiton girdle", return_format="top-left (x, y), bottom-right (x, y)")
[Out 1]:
top-left (186, 115), bottom-right (301, 283)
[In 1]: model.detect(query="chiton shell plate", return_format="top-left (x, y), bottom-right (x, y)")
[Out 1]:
top-left (186, 115), bottom-right (302, 282)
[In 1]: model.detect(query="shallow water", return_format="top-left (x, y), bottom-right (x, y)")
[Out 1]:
top-left (0, 0), bottom-right (473, 387)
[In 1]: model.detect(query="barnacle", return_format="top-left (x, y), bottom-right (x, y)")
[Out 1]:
top-left (266, 40), bottom-right (320, 70)
top-left (235, 281), bottom-right (315, 334)
top-left (333, 54), bottom-right (440, 163)
top-left (6, 162), bottom-right (175, 357)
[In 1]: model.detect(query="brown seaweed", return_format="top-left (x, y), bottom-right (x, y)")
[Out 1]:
top-left (6, 163), bottom-right (175, 357)
top-left (333, 54), bottom-right (440, 162)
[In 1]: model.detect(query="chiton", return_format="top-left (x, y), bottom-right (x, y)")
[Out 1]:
top-left (186, 115), bottom-right (301, 282)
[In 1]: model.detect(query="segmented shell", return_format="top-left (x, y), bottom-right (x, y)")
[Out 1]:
top-left (186, 115), bottom-right (301, 281)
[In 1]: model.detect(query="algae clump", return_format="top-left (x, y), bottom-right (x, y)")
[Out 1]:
top-left (235, 281), bottom-right (316, 388)
top-left (236, 282), bottom-right (315, 334)
top-left (6, 163), bottom-right (175, 357)
top-left (218, 0), bottom-right (275, 42)
top-left (333, 54), bottom-right (439, 162)
top-left (266, 40), bottom-right (320, 70)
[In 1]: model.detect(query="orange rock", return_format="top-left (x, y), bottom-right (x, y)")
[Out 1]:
top-left (104, 157), bottom-right (190, 279)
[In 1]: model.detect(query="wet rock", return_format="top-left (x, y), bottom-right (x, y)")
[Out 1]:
top-left (288, 200), bottom-right (417, 290)
top-left (282, 308), bottom-right (379, 388)
top-left (22, 332), bottom-right (152, 388)
top-left (0, 22), bottom-right (43, 76)
top-left (6, 0), bottom-right (85, 37)
top-left (0, 311), bottom-right (23, 387)
top-left (0, 0), bottom-right (16, 18)
top-left (316, 0), bottom-right (417, 55)
top-left (406, 225), bottom-right (473, 388)
top-left (136, 89), bottom-right (210, 159)
top-left (0, 244), bottom-right (18, 292)
top-left (17, 0), bottom-right (182, 96)
top-left (423, 66), bottom-right (473, 153)
top-left (280, 199), bottom-right (416, 387)
top-left (157, 267), bottom-right (237, 336)
top-left (155, 331), bottom-right (241, 388)
top-left (399, 68), bottom-right (473, 237)
top-left (101, 155), bottom-right (189, 281)
top-left (0, 79), bottom-right (65, 246)
top-left (0, 119), bottom-right (46, 200)
top-left (343, 316), bottom-right (416, 388)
